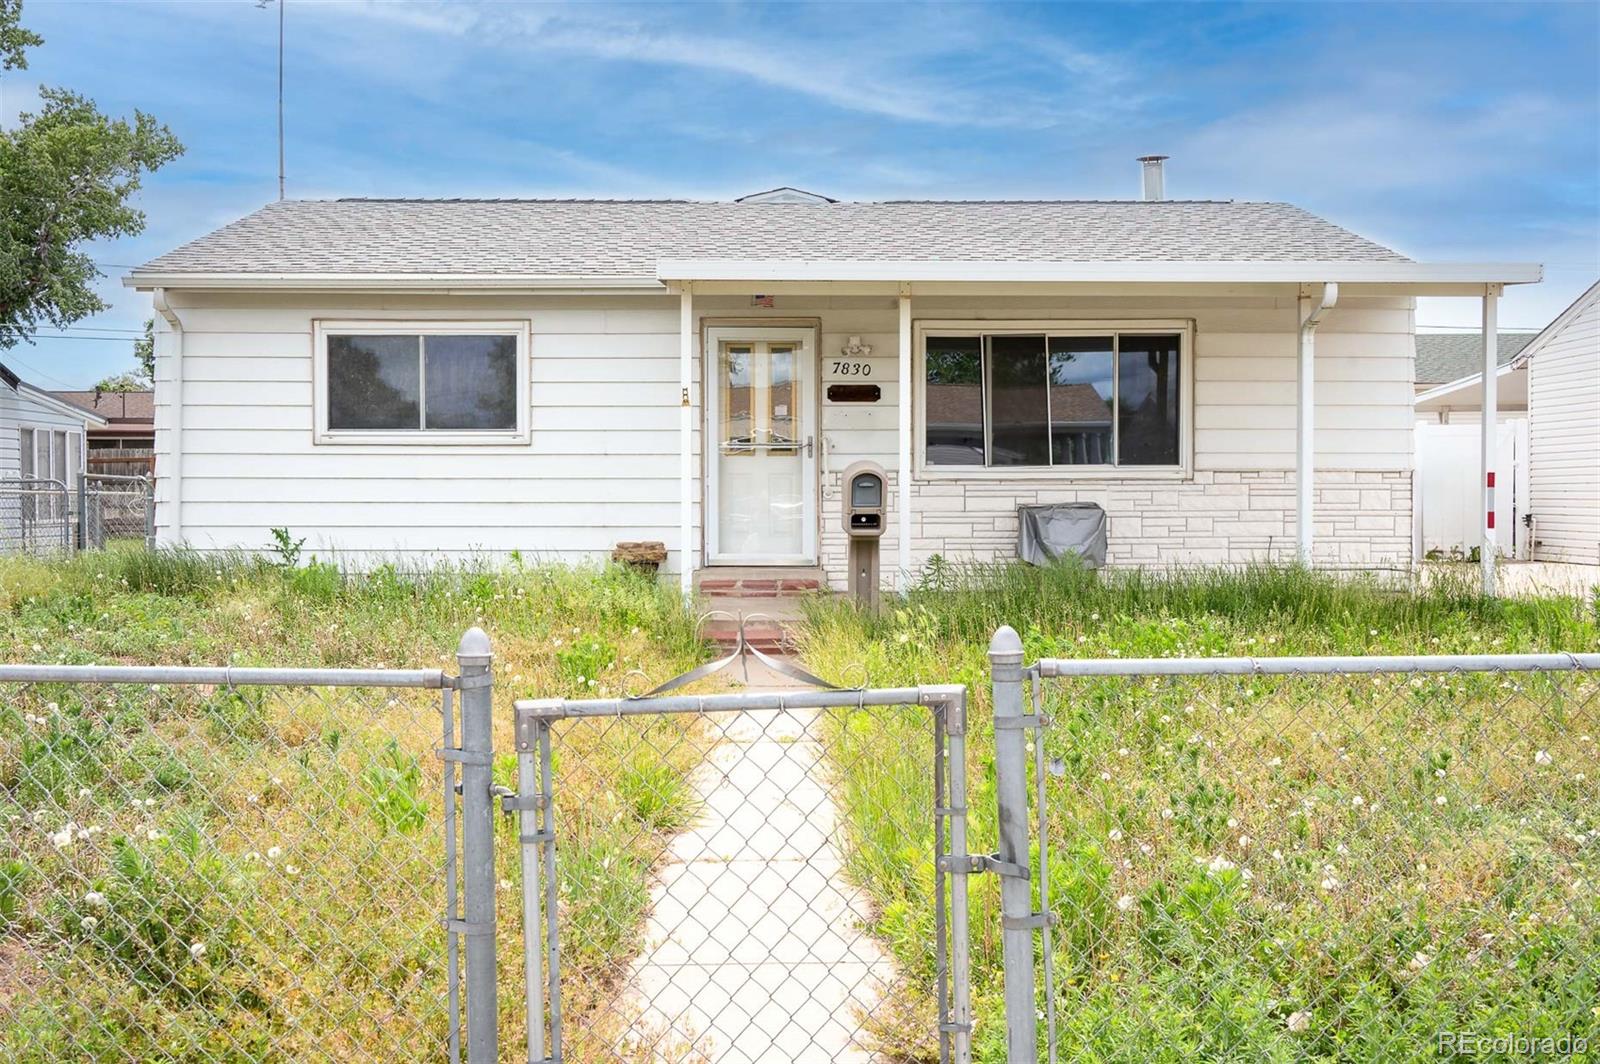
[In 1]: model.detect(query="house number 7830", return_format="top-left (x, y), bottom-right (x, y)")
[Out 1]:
top-left (831, 361), bottom-right (871, 376)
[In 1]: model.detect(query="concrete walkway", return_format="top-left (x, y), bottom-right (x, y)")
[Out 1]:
top-left (618, 659), bottom-right (894, 1063)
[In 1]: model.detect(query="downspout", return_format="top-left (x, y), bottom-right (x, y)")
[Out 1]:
top-left (151, 288), bottom-right (184, 546)
top-left (1296, 281), bottom-right (1338, 566)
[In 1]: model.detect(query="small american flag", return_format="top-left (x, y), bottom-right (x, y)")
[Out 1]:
top-left (751, 294), bottom-right (774, 308)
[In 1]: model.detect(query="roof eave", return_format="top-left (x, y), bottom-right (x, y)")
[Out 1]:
top-left (17, 382), bottom-right (109, 425)
top-left (656, 259), bottom-right (1544, 291)
top-left (122, 271), bottom-right (666, 293)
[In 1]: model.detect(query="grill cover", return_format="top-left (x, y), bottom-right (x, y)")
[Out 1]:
top-left (1017, 503), bottom-right (1107, 568)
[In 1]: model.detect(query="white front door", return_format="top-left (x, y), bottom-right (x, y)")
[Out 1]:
top-left (706, 327), bottom-right (817, 565)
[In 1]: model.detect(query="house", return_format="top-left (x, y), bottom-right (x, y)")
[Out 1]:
top-left (1524, 281), bottom-right (1599, 563)
top-left (122, 166), bottom-right (1542, 592)
top-left (49, 389), bottom-right (156, 477)
top-left (1, 362), bottom-right (106, 550)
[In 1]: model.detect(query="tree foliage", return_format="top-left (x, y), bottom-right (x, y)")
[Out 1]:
top-left (93, 370), bottom-right (146, 392)
top-left (0, 2), bottom-right (182, 348)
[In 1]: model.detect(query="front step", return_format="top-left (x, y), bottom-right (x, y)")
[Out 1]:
top-left (701, 618), bottom-right (790, 654)
top-left (694, 566), bottom-right (827, 598)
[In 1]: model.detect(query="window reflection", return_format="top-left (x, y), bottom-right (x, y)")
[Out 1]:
top-left (988, 335), bottom-right (1050, 467)
top-left (1048, 336), bottom-right (1114, 465)
top-left (1118, 335), bottom-right (1181, 465)
top-left (924, 337), bottom-right (985, 465)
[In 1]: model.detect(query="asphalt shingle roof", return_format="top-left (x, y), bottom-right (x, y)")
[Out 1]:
top-left (1414, 332), bottom-right (1538, 387)
top-left (133, 198), bottom-right (1409, 278)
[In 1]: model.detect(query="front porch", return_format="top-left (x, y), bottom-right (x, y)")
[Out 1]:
top-left (665, 267), bottom-right (1533, 598)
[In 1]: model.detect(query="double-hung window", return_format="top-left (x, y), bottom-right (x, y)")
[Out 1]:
top-left (314, 321), bottom-right (531, 444)
top-left (923, 326), bottom-right (1187, 471)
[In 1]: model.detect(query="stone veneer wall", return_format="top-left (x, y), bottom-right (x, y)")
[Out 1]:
top-left (820, 470), bottom-right (1414, 590)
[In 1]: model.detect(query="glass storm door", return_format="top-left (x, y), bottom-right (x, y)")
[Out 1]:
top-left (708, 331), bottom-right (817, 564)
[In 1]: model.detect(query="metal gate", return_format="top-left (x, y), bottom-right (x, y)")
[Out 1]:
top-left (509, 682), bottom-right (974, 1063)
top-left (0, 476), bottom-right (71, 554)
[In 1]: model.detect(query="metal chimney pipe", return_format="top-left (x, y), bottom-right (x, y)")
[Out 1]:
top-left (1137, 155), bottom-right (1168, 201)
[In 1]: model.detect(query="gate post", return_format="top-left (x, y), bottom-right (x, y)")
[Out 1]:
top-left (456, 628), bottom-right (497, 1064)
top-left (989, 625), bottom-right (1037, 1062)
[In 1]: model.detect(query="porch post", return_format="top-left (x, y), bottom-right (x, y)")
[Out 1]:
top-left (679, 284), bottom-right (694, 598)
top-left (1296, 282), bottom-right (1337, 565)
top-left (1480, 284), bottom-right (1500, 596)
top-left (897, 288), bottom-right (913, 591)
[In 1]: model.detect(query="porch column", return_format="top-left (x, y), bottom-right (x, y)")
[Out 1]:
top-left (679, 284), bottom-right (694, 598)
top-left (897, 288), bottom-right (912, 591)
top-left (1480, 284), bottom-right (1500, 596)
top-left (1296, 282), bottom-right (1337, 565)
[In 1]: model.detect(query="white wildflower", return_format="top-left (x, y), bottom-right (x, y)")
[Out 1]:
top-left (1287, 1009), bottom-right (1312, 1033)
top-left (285, 864), bottom-right (299, 876)
top-left (84, 891), bottom-right (106, 907)
top-left (80, 916), bottom-right (98, 931)
top-left (1108, 828), bottom-right (1123, 842)
top-left (48, 826), bottom-right (74, 849)
top-left (1238, 834), bottom-right (1252, 849)
top-left (1408, 950), bottom-right (1431, 971)
top-left (1351, 795), bottom-right (1365, 808)
top-left (1207, 855), bottom-right (1236, 875)
top-left (1320, 875), bottom-right (1339, 891)
top-left (145, 829), bottom-right (163, 841)
top-left (1116, 894), bottom-right (1135, 912)
top-left (266, 846), bottom-right (283, 860)
top-left (1534, 750), bottom-right (1553, 766)
top-left (188, 941), bottom-right (206, 960)
top-left (1435, 795), bottom-right (1448, 807)
top-left (1160, 808), bottom-right (1174, 820)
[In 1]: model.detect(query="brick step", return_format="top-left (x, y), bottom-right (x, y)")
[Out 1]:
top-left (703, 620), bottom-right (791, 654)
top-left (695, 576), bottom-right (823, 597)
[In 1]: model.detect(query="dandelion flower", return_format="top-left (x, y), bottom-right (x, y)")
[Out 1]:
top-left (1108, 829), bottom-right (1123, 842)
top-left (1534, 750), bottom-right (1553, 766)
top-left (145, 829), bottom-right (163, 841)
top-left (1408, 950), bottom-right (1431, 970)
top-left (1320, 876), bottom-right (1339, 891)
top-left (1287, 1009), bottom-right (1312, 1033)
top-left (1435, 795), bottom-right (1448, 807)
top-left (84, 891), bottom-right (106, 907)
top-left (266, 846), bottom-right (283, 860)
top-left (48, 826), bottom-right (74, 849)
top-left (1207, 855), bottom-right (1236, 875)
top-left (1160, 808), bottom-right (1174, 820)
top-left (285, 864), bottom-right (300, 876)
top-left (1351, 795), bottom-right (1365, 808)
top-left (80, 916), bottom-right (98, 931)
top-left (1116, 894), bottom-right (1135, 912)
top-left (188, 942), bottom-right (206, 960)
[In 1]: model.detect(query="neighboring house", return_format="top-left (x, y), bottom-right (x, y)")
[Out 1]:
top-left (1, 362), bottom-right (107, 549)
top-left (50, 389), bottom-right (156, 476)
top-left (1526, 281), bottom-right (1600, 564)
top-left (1412, 281), bottom-right (1600, 563)
top-left (122, 170), bottom-right (1541, 591)
top-left (1414, 332), bottom-right (1537, 419)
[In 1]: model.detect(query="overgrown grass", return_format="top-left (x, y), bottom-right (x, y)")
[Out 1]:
top-left (0, 547), bottom-right (710, 1061)
top-left (799, 561), bottom-right (1600, 1062)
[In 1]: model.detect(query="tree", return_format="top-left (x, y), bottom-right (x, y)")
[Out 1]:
top-left (132, 315), bottom-right (154, 380)
top-left (0, 1), bottom-right (182, 348)
top-left (93, 370), bottom-right (145, 392)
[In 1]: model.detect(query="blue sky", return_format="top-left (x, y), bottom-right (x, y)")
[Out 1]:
top-left (3, 0), bottom-right (1596, 388)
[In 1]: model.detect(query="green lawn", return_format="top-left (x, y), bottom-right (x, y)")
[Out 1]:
top-left (797, 562), bottom-right (1600, 1062)
top-left (0, 549), bottom-right (708, 1061)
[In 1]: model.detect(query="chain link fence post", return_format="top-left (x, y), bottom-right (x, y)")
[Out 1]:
top-left (455, 627), bottom-right (497, 1064)
top-left (989, 625), bottom-right (1037, 1062)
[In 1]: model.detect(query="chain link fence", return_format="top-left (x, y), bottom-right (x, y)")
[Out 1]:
top-left (0, 478), bottom-right (71, 556)
top-left (80, 474), bottom-right (155, 550)
top-left (511, 684), bottom-right (970, 1064)
top-left (994, 643), bottom-right (1600, 1063)
top-left (0, 659), bottom-right (468, 1063)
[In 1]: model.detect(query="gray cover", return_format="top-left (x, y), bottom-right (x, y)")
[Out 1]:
top-left (1017, 503), bottom-right (1107, 568)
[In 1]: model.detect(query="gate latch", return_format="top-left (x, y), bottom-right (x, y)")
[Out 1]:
top-left (937, 851), bottom-right (1028, 879)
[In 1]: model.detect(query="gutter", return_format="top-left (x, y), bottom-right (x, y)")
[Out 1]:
top-left (151, 288), bottom-right (183, 544)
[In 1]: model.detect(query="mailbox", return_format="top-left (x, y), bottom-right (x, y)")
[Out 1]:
top-left (840, 461), bottom-right (887, 607)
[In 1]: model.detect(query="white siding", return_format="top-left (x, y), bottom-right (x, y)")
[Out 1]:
top-left (153, 288), bottom-right (1416, 578)
top-left (1528, 290), bottom-right (1600, 564)
top-left (0, 387), bottom-right (92, 480)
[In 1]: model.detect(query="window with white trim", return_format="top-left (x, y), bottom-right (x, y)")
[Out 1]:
top-left (314, 322), bottom-right (530, 444)
top-left (924, 329), bottom-right (1184, 469)
top-left (17, 426), bottom-right (83, 488)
